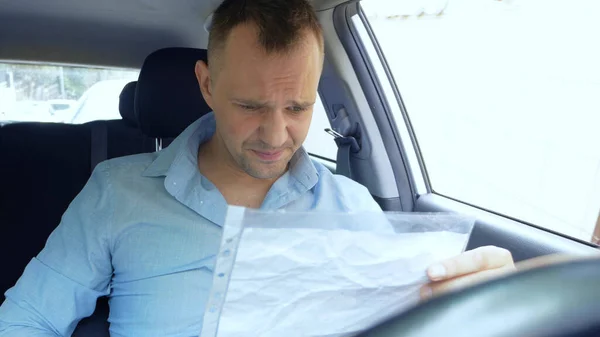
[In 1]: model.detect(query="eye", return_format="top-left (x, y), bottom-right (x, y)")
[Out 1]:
top-left (288, 106), bottom-right (307, 113)
top-left (238, 104), bottom-right (258, 111)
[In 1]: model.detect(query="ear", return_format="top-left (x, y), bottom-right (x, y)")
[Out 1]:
top-left (195, 60), bottom-right (214, 109)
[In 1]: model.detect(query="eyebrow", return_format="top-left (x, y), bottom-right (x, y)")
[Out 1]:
top-left (231, 99), bottom-right (315, 108)
top-left (290, 100), bottom-right (316, 108)
top-left (231, 99), bottom-right (266, 107)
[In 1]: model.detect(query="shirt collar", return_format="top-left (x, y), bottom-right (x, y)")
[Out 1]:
top-left (142, 113), bottom-right (214, 178)
top-left (141, 112), bottom-right (320, 213)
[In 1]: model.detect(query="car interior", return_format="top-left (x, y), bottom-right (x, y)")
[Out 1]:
top-left (0, 0), bottom-right (599, 336)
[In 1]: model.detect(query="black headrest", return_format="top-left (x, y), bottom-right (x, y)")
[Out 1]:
top-left (119, 81), bottom-right (137, 127)
top-left (135, 47), bottom-right (211, 138)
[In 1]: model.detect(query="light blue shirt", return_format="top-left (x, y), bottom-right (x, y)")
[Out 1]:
top-left (0, 113), bottom-right (382, 337)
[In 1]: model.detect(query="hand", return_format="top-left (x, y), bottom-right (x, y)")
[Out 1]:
top-left (420, 246), bottom-right (516, 300)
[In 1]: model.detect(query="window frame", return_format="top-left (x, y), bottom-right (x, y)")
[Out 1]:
top-left (332, 2), bottom-right (426, 211)
top-left (353, 5), bottom-right (432, 195)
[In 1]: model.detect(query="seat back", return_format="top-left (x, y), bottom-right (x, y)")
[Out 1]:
top-left (0, 122), bottom-right (92, 293)
top-left (0, 81), bottom-right (153, 296)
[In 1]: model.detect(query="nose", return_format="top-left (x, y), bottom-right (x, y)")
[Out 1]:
top-left (259, 109), bottom-right (289, 149)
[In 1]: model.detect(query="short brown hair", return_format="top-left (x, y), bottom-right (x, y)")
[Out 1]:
top-left (208, 0), bottom-right (323, 66)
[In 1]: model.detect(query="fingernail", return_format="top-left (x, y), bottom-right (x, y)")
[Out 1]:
top-left (428, 264), bottom-right (447, 280)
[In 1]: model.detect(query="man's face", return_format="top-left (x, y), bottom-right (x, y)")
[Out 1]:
top-left (196, 24), bottom-right (323, 179)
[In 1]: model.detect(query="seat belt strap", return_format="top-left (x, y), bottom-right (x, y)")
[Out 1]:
top-left (326, 128), bottom-right (360, 180)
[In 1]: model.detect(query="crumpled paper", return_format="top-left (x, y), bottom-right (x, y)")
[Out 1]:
top-left (201, 207), bottom-right (474, 337)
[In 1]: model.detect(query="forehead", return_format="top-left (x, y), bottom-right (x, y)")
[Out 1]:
top-left (217, 23), bottom-right (323, 98)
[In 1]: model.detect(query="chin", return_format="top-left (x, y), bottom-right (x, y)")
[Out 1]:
top-left (246, 162), bottom-right (288, 180)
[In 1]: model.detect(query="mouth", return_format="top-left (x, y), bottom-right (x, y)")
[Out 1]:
top-left (251, 149), bottom-right (284, 162)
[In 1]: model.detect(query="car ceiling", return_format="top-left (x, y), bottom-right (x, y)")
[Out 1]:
top-left (0, 0), bottom-right (349, 69)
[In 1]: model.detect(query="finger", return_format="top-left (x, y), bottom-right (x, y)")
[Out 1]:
top-left (429, 265), bottom-right (514, 296)
top-left (427, 246), bottom-right (514, 281)
top-left (421, 264), bottom-right (515, 300)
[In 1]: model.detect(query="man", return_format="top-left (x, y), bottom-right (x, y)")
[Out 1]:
top-left (0, 0), bottom-right (515, 335)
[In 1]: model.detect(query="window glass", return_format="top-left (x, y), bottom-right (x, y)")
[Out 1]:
top-left (362, 0), bottom-right (600, 243)
top-left (303, 94), bottom-right (338, 161)
top-left (0, 62), bottom-right (138, 124)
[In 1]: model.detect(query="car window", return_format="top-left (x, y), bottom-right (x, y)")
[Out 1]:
top-left (303, 94), bottom-right (338, 161)
top-left (361, 0), bottom-right (600, 243)
top-left (1, 61), bottom-right (337, 159)
top-left (0, 62), bottom-right (138, 124)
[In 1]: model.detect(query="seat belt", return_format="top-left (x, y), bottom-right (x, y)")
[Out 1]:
top-left (90, 123), bottom-right (108, 170)
top-left (326, 128), bottom-right (360, 179)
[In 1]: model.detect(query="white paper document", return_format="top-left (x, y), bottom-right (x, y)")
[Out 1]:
top-left (201, 207), bottom-right (474, 337)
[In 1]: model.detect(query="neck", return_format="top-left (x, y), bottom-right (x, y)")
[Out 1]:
top-left (197, 134), bottom-right (279, 208)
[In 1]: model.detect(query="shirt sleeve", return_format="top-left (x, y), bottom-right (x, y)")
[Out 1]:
top-left (0, 162), bottom-right (114, 336)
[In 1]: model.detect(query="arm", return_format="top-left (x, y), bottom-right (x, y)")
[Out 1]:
top-left (0, 163), bottom-right (114, 336)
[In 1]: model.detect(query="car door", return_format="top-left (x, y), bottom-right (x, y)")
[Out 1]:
top-left (318, 0), bottom-right (599, 261)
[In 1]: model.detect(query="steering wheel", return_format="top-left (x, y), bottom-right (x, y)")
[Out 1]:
top-left (358, 258), bottom-right (600, 337)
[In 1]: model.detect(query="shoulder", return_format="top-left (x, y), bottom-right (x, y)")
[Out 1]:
top-left (101, 152), bottom-right (157, 173)
top-left (311, 159), bottom-right (382, 212)
top-left (93, 152), bottom-right (158, 182)
top-left (82, 152), bottom-right (161, 203)
top-left (311, 159), bottom-right (366, 192)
